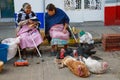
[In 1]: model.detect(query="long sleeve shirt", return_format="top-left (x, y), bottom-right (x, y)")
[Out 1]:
top-left (45, 8), bottom-right (70, 34)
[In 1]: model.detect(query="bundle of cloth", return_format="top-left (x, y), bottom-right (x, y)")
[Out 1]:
top-left (77, 44), bottom-right (96, 58)
top-left (77, 30), bottom-right (96, 58)
top-left (79, 30), bottom-right (94, 44)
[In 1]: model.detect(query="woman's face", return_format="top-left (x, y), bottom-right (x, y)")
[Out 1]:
top-left (47, 10), bottom-right (55, 16)
top-left (24, 5), bottom-right (31, 14)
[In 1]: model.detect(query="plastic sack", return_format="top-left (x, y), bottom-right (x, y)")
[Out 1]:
top-left (79, 32), bottom-right (94, 44)
top-left (1, 37), bottom-right (20, 60)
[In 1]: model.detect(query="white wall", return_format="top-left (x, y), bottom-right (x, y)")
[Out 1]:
top-left (45, 0), bottom-right (104, 22)
top-left (45, 0), bottom-right (64, 11)
top-left (83, 0), bottom-right (105, 22)
top-left (66, 10), bottom-right (84, 22)
top-left (45, 0), bottom-right (84, 22)
top-left (14, 0), bottom-right (44, 13)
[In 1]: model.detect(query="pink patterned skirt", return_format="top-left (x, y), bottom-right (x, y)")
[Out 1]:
top-left (17, 25), bottom-right (43, 49)
top-left (49, 24), bottom-right (69, 45)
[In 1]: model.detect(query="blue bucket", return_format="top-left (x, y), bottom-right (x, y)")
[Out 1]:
top-left (0, 44), bottom-right (8, 63)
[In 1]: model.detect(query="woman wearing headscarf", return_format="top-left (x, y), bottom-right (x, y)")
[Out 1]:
top-left (16, 3), bottom-right (43, 59)
top-left (45, 3), bottom-right (70, 56)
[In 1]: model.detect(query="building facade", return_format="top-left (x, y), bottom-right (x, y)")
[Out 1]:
top-left (0, 0), bottom-right (120, 26)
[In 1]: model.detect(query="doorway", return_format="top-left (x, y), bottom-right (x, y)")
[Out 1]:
top-left (115, 0), bottom-right (120, 24)
top-left (0, 0), bottom-right (14, 18)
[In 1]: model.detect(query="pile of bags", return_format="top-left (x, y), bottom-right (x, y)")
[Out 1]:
top-left (79, 30), bottom-right (94, 44)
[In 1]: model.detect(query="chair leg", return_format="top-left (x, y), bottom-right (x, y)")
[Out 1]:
top-left (22, 49), bottom-right (27, 60)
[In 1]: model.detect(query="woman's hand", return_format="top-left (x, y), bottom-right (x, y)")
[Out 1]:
top-left (18, 19), bottom-right (29, 26)
top-left (28, 19), bottom-right (32, 23)
top-left (29, 24), bottom-right (35, 28)
top-left (28, 20), bottom-right (38, 28)
top-left (63, 28), bottom-right (67, 34)
top-left (63, 23), bottom-right (68, 34)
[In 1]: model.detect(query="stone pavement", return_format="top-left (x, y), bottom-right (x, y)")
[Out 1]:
top-left (0, 21), bottom-right (120, 41)
top-left (0, 46), bottom-right (120, 80)
top-left (0, 22), bottom-right (120, 80)
top-left (70, 22), bottom-right (120, 41)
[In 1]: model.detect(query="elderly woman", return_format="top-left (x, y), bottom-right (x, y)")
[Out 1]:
top-left (16, 3), bottom-right (43, 59)
top-left (45, 3), bottom-right (70, 56)
top-left (17, 3), bottom-right (36, 25)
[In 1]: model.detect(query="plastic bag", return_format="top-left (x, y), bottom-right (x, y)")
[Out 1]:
top-left (79, 32), bottom-right (94, 44)
top-left (1, 37), bottom-right (20, 60)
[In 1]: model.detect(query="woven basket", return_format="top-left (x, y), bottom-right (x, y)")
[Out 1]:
top-left (0, 61), bottom-right (4, 72)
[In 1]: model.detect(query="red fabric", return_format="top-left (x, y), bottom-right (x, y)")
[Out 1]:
top-left (74, 52), bottom-right (78, 57)
top-left (60, 52), bottom-right (64, 59)
top-left (105, 5), bottom-right (120, 25)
